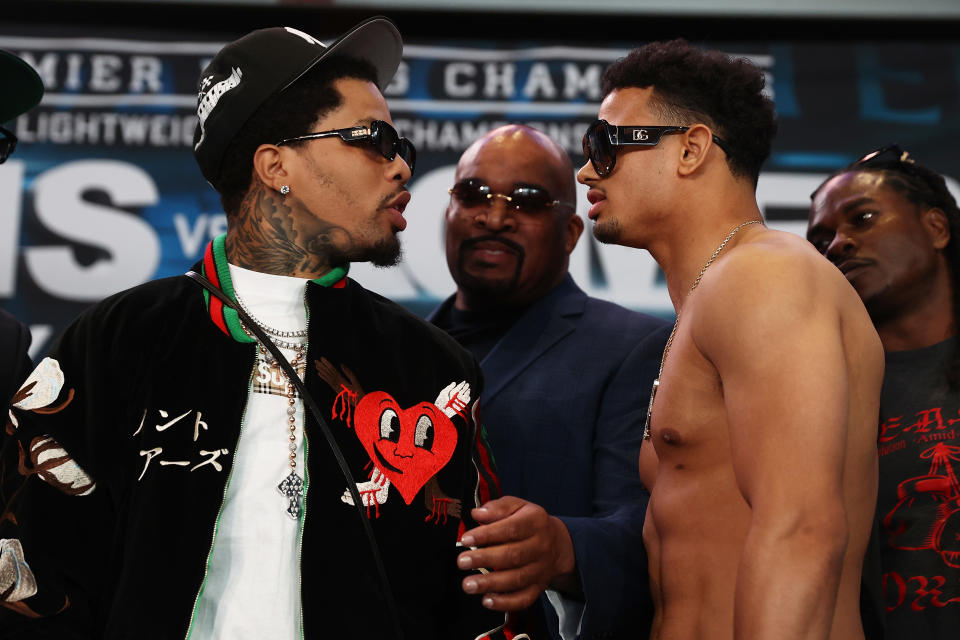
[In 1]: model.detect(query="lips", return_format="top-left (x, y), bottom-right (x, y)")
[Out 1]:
top-left (461, 236), bottom-right (521, 257)
top-left (384, 191), bottom-right (411, 231)
top-left (836, 258), bottom-right (873, 277)
top-left (470, 239), bottom-right (518, 254)
top-left (586, 189), bottom-right (606, 220)
top-left (459, 235), bottom-right (523, 269)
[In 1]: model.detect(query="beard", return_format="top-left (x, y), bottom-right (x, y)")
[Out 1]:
top-left (367, 234), bottom-right (403, 267)
top-left (310, 232), bottom-right (402, 269)
top-left (456, 268), bottom-right (521, 298)
top-left (592, 217), bottom-right (622, 244)
top-left (453, 236), bottom-right (525, 299)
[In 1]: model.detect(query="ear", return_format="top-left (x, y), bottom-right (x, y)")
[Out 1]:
top-left (564, 212), bottom-right (584, 254)
top-left (922, 207), bottom-right (951, 250)
top-left (676, 124), bottom-right (717, 178)
top-left (251, 143), bottom-right (289, 192)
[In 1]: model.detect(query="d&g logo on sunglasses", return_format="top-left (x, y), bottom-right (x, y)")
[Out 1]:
top-left (350, 129), bottom-right (369, 137)
top-left (633, 129), bottom-right (649, 141)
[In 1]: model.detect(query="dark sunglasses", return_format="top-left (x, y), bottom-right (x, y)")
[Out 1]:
top-left (582, 119), bottom-right (732, 177)
top-left (0, 126), bottom-right (17, 164)
top-left (276, 120), bottom-right (416, 175)
top-left (811, 144), bottom-right (916, 201)
top-left (852, 143), bottom-right (913, 169)
top-left (449, 178), bottom-right (574, 214)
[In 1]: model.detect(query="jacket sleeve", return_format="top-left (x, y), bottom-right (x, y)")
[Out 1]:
top-left (589, 322), bottom-right (671, 515)
top-left (0, 314), bottom-right (116, 638)
top-left (553, 321), bottom-right (671, 640)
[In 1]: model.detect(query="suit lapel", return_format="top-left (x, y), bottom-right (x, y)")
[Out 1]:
top-left (481, 276), bottom-right (586, 404)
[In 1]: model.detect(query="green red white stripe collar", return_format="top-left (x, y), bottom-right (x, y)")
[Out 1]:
top-left (200, 234), bottom-right (348, 342)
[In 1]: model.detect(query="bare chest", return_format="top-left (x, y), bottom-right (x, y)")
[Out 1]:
top-left (647, 328), bottom-right (730, 467)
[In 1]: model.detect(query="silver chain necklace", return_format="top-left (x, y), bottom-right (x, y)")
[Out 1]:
top-left (234, 288), bottom-right (308, 519)
top-left (642, 219), bottom-right (763, 440)
top-left (234, 290), bottom-right (308, 340)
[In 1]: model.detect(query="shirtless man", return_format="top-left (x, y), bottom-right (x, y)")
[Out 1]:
top-left (576, 39), bottom-right (883, 640)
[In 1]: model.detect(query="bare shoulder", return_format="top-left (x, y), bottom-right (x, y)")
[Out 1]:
top-left (691, 228), bottom-right (870, 353)
top-left (697, 228), bottom-right (845, 314)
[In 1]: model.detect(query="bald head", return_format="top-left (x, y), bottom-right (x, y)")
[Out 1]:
top-left (457, 125), bottom-right (577, 207)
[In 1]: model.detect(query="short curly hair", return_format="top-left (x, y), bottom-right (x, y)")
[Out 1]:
top-left (214, 55), bottom-right (379, 216)
top-left (602, 39), bottom-right (777, 186)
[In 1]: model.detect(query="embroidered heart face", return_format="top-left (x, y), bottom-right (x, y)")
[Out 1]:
top-left (354, 391), bottom-right (458, 505)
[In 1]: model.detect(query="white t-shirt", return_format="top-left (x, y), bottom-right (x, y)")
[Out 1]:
top-left (191, 264), bottom-right (309, 639)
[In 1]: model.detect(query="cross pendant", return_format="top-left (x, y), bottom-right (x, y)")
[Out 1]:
top-left (277, 471), bottom-right (305, 519)
top-left (642, 378), bottom-right (659, 440)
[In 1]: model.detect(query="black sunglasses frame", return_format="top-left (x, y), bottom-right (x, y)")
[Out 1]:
top-left (582, 119), bottom-right (732, 177)
top-left (852, 143), bottom-right (912, 169)
top-left (809, 143), bottom-right (938, 202)
top-left (448, 178), bottom-right (574, 214)
top-left (0, 126), bottom-right (18, 165)
top-left (276, 120), bottom-right (416, 175)
top-left (840, 142), bottom-right (947, 198)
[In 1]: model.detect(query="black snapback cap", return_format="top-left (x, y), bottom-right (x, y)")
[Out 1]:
top-left (193, 16), bottom-right (402, 186)
top-left (0, 49), bottom-right (44, 123)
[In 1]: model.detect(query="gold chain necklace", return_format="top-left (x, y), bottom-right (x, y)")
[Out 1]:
top-left (642, 219), bottom-right (763, 440)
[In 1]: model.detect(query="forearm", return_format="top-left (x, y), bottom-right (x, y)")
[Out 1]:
top-left (734, 521), bottom-right (848, 640)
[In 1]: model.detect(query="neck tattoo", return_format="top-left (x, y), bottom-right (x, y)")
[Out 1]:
top-left (642, 219), bottom-right (763, 440)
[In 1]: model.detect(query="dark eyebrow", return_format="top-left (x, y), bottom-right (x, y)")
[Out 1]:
top-left (807, 195), bottom-right (878, 241)
top-left (838, 196), bottom-right (877, 214)
top-left (805, 222), bottom-right (826, 241)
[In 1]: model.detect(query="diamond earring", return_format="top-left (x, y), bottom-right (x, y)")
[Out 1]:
top-left (280, 185), bottom-right (290, 195)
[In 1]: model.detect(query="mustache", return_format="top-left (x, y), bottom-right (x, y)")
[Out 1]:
top-left (458, 234), bottom-right (525, 257)
top-left (379, 188), bottom-right (409, 208)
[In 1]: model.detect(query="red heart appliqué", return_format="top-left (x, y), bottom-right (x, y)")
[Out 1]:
top-left (354, 391), bottom-right (458, 505)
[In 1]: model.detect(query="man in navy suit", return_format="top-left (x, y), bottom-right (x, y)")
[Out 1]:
top-left (429, 124), bottom-right (670, 639)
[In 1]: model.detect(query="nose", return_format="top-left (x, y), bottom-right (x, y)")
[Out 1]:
top-left (393, 436), bottom-right (416, 458)
top-left (577, 159), bottom-right (597, 185)
top-left (388, 154), bottom-right (412, 184)
top-left (825, 231), bottom-right (857, 263)
top-left (474, 197), bottom-right (517, 232)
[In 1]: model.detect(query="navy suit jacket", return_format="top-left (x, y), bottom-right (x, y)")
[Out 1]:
top-left (429, 275), bottom-right (670, 639)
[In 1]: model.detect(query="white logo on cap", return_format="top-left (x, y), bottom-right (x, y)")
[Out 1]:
top-left (194, 67), bottom-right (243, 151)
top-left (284, 27), bottom-right (323, 46)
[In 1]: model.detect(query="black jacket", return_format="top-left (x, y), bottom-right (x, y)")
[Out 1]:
top-left (0, 237), bottom-right (503, 639)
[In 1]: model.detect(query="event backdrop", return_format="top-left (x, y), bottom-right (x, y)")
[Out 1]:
top-left (1, 29), bottom-right (958, 356)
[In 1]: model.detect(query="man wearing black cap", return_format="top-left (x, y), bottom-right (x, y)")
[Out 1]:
top-left (0, 19), bottom-right (504, 639)
top-left (0, 49), bottom-right (43, 407)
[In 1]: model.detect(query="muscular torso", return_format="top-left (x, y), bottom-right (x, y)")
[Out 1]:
top-left (639, 233), bottom-right (882, 640)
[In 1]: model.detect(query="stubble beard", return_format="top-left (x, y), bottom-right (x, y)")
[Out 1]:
top-left (365, 192), bottom-right (404, 267)
top-left (593, 217), bottom-right (623, 245)
top-left (314, 231), bottom-right (402, 269)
